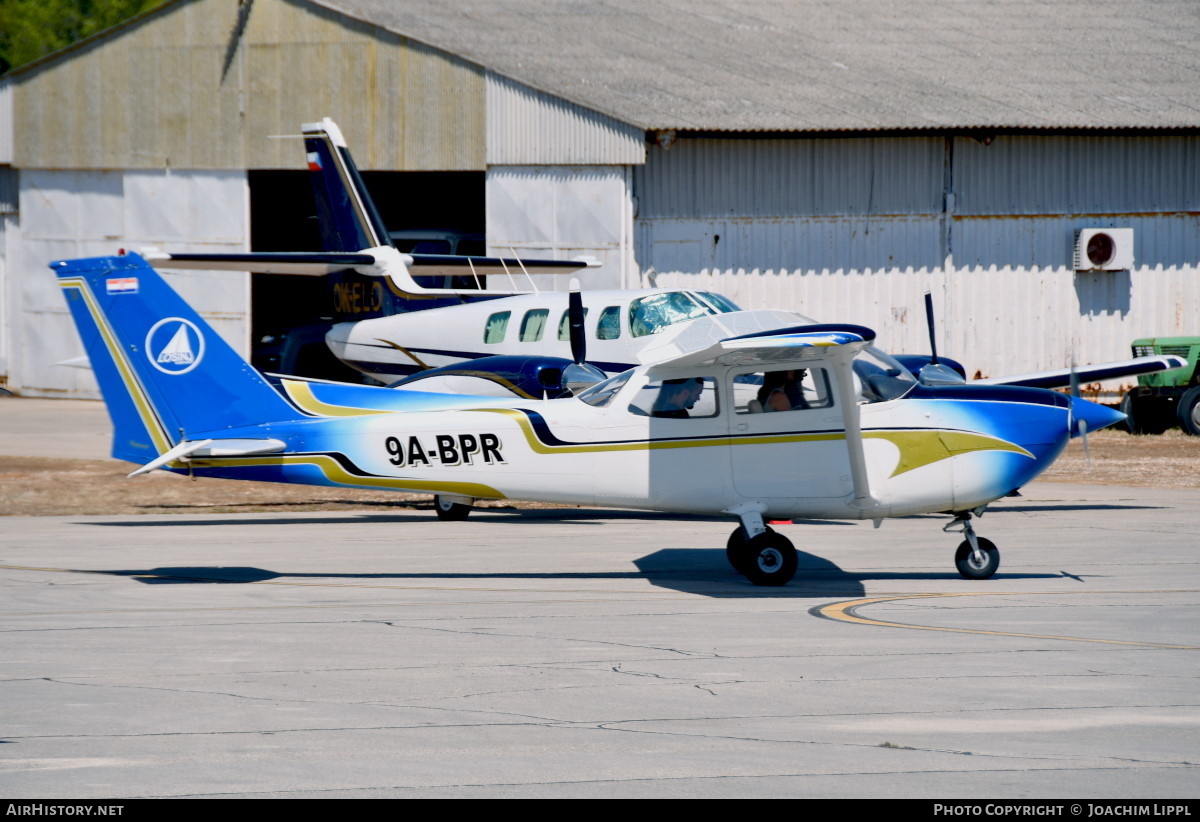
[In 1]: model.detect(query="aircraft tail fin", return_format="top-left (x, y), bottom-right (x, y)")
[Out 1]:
top-left (51, 253), bottom-right (301, 464)
top-left (302, 118), bottom-right (394, 253)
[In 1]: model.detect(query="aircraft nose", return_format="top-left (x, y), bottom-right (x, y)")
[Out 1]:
top-left (1069, 396), bottom-right (1125, 438)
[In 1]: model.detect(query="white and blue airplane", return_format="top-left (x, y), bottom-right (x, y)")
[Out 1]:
top-left (52, 249), bottom-right (1126, 586)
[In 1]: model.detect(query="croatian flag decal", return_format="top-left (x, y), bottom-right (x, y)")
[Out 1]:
top-left (306, 151), bottom-right (322, 171)
top-left (106, 277), bottom-right (138, 295)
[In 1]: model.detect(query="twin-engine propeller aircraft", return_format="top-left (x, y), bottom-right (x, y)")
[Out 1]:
top-left (143, 118), bottom-right (745, 383)
top-left (53, 250), bottom-right (1125, 586)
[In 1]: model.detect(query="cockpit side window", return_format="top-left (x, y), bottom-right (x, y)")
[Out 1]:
top-left (733, 368), bottom-right (834, 414)
top-left (627, 376), bottom-right (719, 419)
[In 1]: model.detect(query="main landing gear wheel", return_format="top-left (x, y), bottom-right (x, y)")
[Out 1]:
top-left (434, 495), bottom-right (472, 521)
top-left (954, 537), bottom-right (999, 580)
top-left (728, 527), bottom-right (797, 586)
top-left (726, 525), bottom-right (775, 574)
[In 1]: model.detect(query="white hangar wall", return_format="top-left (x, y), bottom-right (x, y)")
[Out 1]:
top-left (635, 135), bottom-right (1200, 388)
top-left (484, 73), bottom-right (643, 291)
top-left (8, 170), bottom-right (248, 399)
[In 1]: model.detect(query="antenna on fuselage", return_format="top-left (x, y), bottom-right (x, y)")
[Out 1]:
top-left (1068, 354), bottom-right (1093, 469)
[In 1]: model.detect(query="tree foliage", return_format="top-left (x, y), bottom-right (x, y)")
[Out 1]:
top-left (0, 0), bottom-right (167, 74)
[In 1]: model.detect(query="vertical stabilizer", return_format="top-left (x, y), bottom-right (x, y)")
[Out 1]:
top-left (302, 118), bottom-right (394, 253)
top-left (51, 254), bottom-right (300, 464)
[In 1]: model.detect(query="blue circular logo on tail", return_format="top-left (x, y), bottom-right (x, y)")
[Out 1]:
top-left (145, 318), bottom-right (205, 375)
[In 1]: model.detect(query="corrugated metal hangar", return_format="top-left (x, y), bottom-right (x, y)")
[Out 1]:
top-left (1, 0), bottom-right (1198, 398)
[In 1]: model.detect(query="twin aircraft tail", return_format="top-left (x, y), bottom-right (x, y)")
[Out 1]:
top-left (51, 253), bottom-right (299, 464)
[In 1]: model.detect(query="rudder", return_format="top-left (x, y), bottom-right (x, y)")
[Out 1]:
top-left (52, 253), bottom-right (300, 464)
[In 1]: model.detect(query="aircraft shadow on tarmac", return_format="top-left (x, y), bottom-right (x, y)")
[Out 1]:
top-left (89, 549), bottom-right (1067, 599)
top-left (88, 500), bottom-right (1158, 530)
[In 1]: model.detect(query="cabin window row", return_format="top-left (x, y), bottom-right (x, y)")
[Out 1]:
top-left (484, 307), bottom-right (623, 344)
top-left (579, 368), bottom-right (835, 418)
top-left (482, 293), bottom-right (740, 345)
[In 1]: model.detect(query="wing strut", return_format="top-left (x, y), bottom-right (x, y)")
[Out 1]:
top-left (830, 356), bottom-right (876, 508)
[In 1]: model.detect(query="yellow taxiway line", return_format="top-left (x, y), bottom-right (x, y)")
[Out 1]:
top-left (813, 590), bottom-right (1200, 649)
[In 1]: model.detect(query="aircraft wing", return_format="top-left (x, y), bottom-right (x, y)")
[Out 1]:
top-left (645, 323), bottom-right (876, 372)
top-left (972, 355), bottom-right (1188, 389)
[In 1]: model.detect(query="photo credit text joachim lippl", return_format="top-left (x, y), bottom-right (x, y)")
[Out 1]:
top-left (933, 806), bottom-right (1192, 818)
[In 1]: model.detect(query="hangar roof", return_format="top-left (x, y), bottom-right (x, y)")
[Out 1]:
top-left (316, 0), bottom-right (1200, 132)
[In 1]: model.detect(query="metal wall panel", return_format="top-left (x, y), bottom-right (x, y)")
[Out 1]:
top-left (486, 73), bottom-right (645, 166)
top-left (0, 216), bottom-right (9, 384)
top-left (11, 0), bottom-right (486, 171)
top-left (954, 135), bottom-right (1200, 215)
top-left (635, 137), bottom-right (944, 219)
top-left (487, 165), bottom-right (634, 291)
top-left (638, 135), bottom-right (1200, 392)
top-left (0, 80), bottom-right (11, 165)
top-left (9, 169), bottom-right (249, 398)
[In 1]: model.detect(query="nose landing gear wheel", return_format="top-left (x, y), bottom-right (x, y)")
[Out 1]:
top-left (954, 537), bottom-right (999, 579)
top-left (434, 495), bottom-right (472, 521)
top-left (728, 528), bottom-right (797, 586)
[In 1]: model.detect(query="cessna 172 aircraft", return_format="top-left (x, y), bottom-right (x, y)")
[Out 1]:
top-left (52, 250), bottom-right (1126, 586)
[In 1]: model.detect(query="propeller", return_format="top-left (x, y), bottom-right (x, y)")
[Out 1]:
top-left (917, 291), bottom-right (966, 386)
top-left (561, 278), bottom-right (606, 395)
top-left (1068, 355), bottom-right (1093, 469)
top-left (568, 278), bottom-right (586, 366)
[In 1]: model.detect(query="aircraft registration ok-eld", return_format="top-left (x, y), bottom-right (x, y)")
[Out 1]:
top-left (53, 251), bottom-right (1124, 586)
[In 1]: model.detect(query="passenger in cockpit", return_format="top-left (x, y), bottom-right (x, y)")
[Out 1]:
top-left (757, 370), bottom-right (808, 412)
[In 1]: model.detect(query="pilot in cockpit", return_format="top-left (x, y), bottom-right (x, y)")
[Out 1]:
top-left (652, 378), bottom-right (704, 418)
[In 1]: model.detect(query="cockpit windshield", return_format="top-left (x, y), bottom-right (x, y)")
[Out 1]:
top-left (629, 291), bottom-right (740, 338)
top-left (853, 347), bottom-right (919, 403)
top-left (575, 370), bottom-right (634, 407)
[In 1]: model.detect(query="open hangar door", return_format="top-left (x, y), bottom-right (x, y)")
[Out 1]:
top-left (247, 169), bottom-right (484, 381)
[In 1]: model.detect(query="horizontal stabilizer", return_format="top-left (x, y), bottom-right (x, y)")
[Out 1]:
top-left (974, 355), bottom-right (1189, 389)
top-left (128, 438), bottom-right (287, 477)
top-left (143, 248), bottom-right (597, 296)
top-left (144, 251), bottom-right (375, 276)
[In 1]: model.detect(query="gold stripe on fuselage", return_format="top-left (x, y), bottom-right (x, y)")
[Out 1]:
top-left (281, 379), bottom-right (393, 417)
top-left (476, 408), bottom-right (1032, 476)
top-left (187, 452), bottom-right (507, 499)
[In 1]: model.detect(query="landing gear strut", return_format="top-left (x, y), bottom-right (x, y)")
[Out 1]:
top-left (944, 512), bottom-right (999, 579)
top-left (724, 505), bottom-right (798, 586)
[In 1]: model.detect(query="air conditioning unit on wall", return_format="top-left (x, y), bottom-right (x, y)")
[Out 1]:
top-left (1074, 228), bottom-right (1134, 271)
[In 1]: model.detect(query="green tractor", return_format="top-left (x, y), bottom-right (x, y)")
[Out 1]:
top-left (1121, 337), bottom-right (1200, 435)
